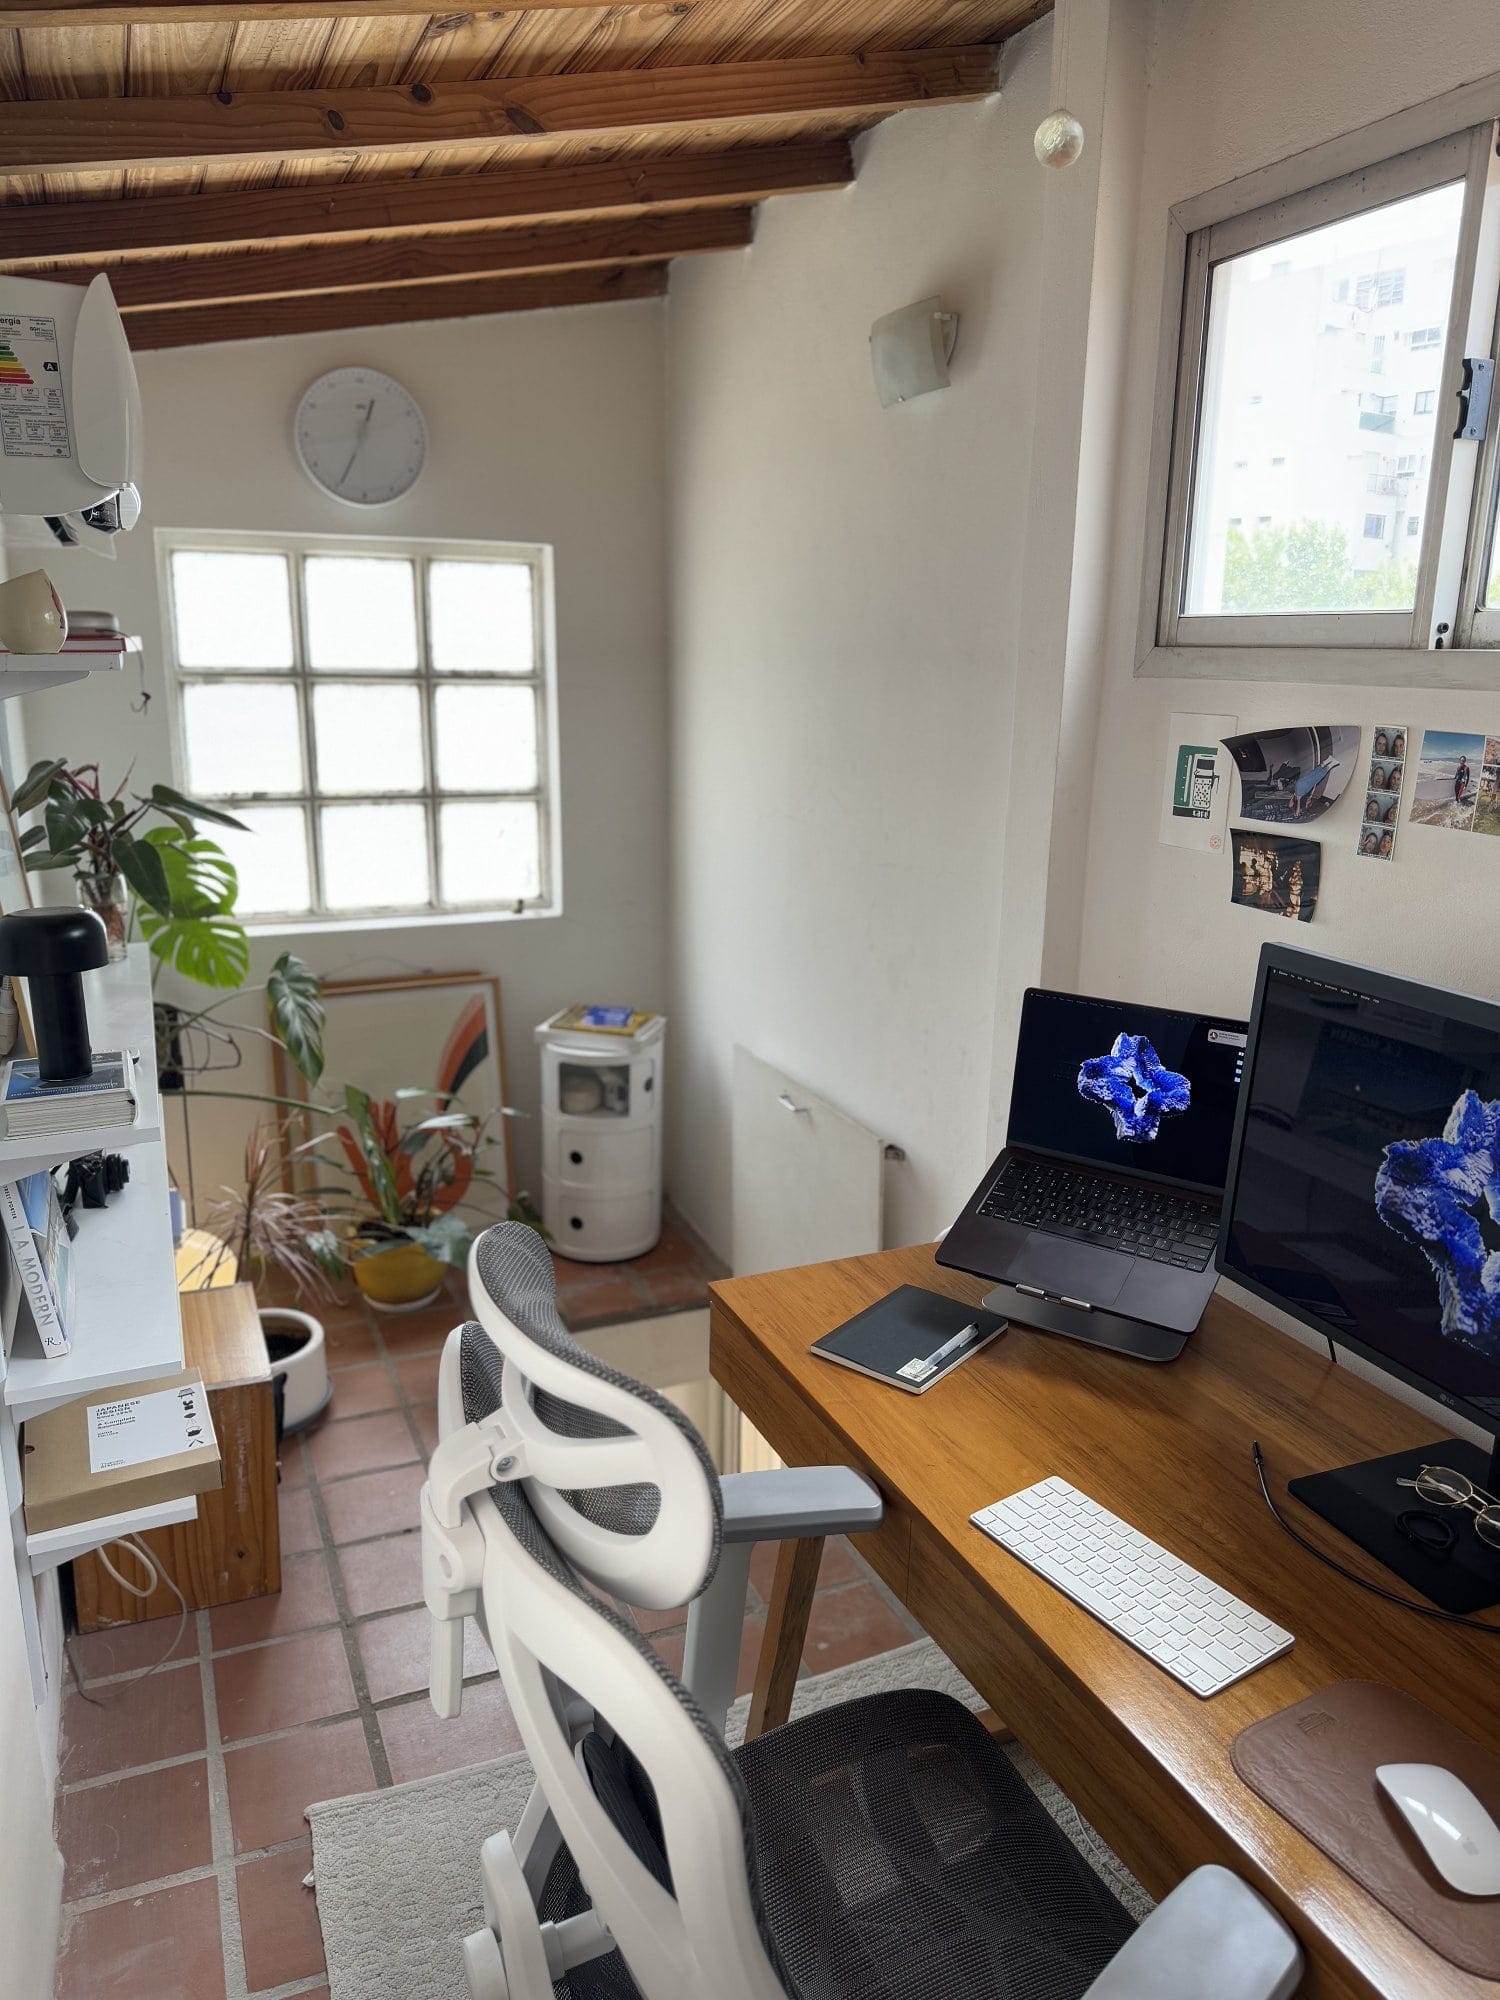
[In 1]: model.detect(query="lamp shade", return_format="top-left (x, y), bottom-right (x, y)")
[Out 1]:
top-left (869, 297), bottom-right (960, 408)
top-left (0, 907), bottom-right (110, 1081)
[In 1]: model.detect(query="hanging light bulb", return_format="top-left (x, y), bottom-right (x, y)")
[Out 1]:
top-left (1034, 109), bottom-right (1085, 168)
top-left (1034, 0), bottom-right (1084, 168)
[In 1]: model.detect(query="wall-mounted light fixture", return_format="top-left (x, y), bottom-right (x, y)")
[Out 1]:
top-left (869, 297), bottom-right (960, 408)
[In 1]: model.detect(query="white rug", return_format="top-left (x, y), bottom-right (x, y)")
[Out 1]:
top-left (308, 1637), bottom-right (1153, 1999)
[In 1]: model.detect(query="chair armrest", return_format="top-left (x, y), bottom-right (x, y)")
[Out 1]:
top-left (1081, 1867), bottom-right (1302, 2000)
top-left (718, 1467), bottom-right (882, 1544)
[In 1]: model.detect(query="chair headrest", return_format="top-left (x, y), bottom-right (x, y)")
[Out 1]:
top-left (463, 1222), bottom-right (723, 1607)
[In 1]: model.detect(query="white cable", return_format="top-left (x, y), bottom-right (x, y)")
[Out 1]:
top-left (96, 1534), bottom-right (191, 1670)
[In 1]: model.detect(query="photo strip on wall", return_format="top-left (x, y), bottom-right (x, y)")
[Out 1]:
top-left (1356, 723), bottom-right (1407, 861)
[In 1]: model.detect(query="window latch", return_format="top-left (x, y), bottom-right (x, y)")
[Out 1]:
top-left (1455, 356), bottom-right (1494, 442)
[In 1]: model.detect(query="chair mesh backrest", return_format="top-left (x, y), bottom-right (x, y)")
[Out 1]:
top-left (457, 1224), bottom-right (792, 1996)
top-left (465, 1222), bottom-right (722, 1582)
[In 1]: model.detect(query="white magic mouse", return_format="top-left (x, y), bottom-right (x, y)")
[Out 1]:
top-left (1376, 1763), bottom-right (1500, 1897)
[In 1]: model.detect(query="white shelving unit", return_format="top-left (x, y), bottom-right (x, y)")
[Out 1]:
top-left (0, 640), bottom-right (134, 700)
top-left (0, 944), bottom-right (188, 1699)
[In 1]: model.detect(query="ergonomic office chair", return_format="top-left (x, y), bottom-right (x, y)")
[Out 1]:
top-left (422, 1223), bottom-right (1304, 2000)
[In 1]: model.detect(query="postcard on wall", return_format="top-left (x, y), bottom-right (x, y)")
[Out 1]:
top-left (1479, 738), bottom-right (1500, 838)
top-left (1159, 710), bottom-right (1235, 852)
top-left (1231, 829), bottom-right (1320, 923)
top-left (1221, 725), bottom-right (1360, 824)
top-left (1409, 728), bottom-right (1484, 832)
top-left (1356, 724), bottom-right (1407, 862)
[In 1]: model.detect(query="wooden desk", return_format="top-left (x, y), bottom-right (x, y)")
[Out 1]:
top-left (710, 1244), bottom-right (1500, 2000)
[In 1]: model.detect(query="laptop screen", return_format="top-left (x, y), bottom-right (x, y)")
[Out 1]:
top-left (1007, 989), bottom-right (1249, 1194)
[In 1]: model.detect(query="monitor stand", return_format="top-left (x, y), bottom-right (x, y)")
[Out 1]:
top-left (981, 1284), bottom-right (1187, 1363)
top-left (1289, 1436), bottom-right (1500, 1615)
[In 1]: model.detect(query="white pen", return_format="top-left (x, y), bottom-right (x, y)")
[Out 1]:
top-left (899, 1320), bottom-right (983, 1381)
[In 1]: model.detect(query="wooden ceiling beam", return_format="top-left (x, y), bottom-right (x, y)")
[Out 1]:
top-left (122, 260), bottom-right (668, 349)
top-left (0, 0), bottom-right (629, 19)
top-left (68, 207), bottom-right (753, 309)
top-left (0, 47), bottom-right (997, 177)
top-left (0, 141), bottom-right (851, 266)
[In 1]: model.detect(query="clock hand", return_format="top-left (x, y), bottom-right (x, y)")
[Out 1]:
top-left (336, 398), bottom-right (377, 489)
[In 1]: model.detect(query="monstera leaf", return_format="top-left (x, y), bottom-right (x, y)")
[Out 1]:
top-left (135, 829), bottom-right (249, 987)
top-left (267, 952), bottom-right (326, 1087)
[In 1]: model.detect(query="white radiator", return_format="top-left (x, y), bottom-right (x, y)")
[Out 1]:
top-left (731, 1047), bottom-right (886, 1276)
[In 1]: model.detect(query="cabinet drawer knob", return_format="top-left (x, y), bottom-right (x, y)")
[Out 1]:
top-left (569, 1216), bottom-right (584, 1230)
top-left (569, 1149), bottom-right (584, 1166)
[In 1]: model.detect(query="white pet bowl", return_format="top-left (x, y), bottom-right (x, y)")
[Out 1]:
top-left (260, 1306), bottom-right (331, 1434)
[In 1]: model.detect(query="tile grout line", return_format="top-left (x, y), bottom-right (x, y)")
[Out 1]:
top-left (198, 1601), bottom-right (256, 2000)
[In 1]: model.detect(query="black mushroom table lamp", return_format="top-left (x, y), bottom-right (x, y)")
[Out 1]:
top-left (0, 908), bottom-right (110, 1082)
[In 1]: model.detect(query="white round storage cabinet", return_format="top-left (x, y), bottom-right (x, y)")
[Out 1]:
top-left (535, 1008), bottom-right (665, 1262)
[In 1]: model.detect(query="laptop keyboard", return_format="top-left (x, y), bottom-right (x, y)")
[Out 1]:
top-left (978, 1158), bottom-right (1219, 1270)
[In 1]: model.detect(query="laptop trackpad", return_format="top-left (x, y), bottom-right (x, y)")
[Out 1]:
top-left (1009, 1233), bottom-right (1129, 1307)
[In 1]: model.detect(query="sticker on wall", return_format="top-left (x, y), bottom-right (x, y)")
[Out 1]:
top-left (1221, 725), bottom-right (1361, 824)
top-left (1231, 829), bottom-right (1320, 923)
top-left (1159, 710), bottom-right (1235, 852)
top-left (1409, 729), bottom-right (1484, 832)
top-left (1356, 724), bottom-right (1407, 862)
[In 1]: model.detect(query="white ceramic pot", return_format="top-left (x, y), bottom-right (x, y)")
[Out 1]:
top-left (259, 1306), bottom-right (331, 1434)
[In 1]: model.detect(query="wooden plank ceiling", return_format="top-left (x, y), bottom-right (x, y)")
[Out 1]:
top-left (0, 0), bottom-right (1049, 346)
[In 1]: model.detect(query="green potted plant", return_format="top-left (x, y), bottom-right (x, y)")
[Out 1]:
top-left (11, 756), bottom-right (250, 985)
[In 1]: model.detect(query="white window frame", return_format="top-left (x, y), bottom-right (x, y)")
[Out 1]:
top-left (1137, 69), bottom-right (1500, 687)
top-left (157, 527), bottom-right (561, 933)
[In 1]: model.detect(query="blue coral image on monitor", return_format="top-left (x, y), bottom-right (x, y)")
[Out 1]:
top-left (1076, 1033), bottom-right (1192, 1144)
top-left (1376, 1091), bottom-right (1500, 1359)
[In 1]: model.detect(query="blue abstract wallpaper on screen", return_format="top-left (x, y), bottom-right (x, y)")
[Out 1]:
top-left (1376, 1091), bottom-right (1500, 1359)
top-left (1076, 1033), bottom-right (1192, 1144)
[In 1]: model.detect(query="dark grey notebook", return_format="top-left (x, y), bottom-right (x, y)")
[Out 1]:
top-left (810, 1284), bottom-right (1006, 1394)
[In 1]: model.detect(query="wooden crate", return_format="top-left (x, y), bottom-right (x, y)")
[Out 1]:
top-left (72, 1283), bottom-right (281, 1628)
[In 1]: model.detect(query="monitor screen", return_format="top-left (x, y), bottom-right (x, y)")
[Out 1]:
top-left (1219, 947), bottom-right (1500, 1431)
top-left (1007, 988), bottom-right (1249, 1193)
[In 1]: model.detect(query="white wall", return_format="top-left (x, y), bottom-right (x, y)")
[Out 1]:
top-left (1079, 0), bottom-right (1500, 1019)
top-left (20, 298), bottom-right (670, 1207)
top-left (665, 36), bottom-right (1051, 1256)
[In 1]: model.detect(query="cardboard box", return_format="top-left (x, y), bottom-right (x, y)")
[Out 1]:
top-left (23, 1369), bottom-right (223, 1535)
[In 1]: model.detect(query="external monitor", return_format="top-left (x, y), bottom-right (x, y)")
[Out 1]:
top-left (1218, 942), bottom-right (1500, 1610)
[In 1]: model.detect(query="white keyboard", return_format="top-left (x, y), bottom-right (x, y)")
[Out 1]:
top-left (972, 1476), bottom-right (1293, 1698)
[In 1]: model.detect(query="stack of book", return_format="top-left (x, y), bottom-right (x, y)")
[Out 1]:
top-left (0, 1170), bottom-right (75, 1358)
top-left (0, 1050), bottom-right (138, 1139)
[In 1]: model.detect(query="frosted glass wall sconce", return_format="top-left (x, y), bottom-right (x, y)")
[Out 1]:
top-left (869, 297), bottom-right (960, 408)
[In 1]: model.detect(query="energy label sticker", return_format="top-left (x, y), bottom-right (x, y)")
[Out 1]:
top-left (0, 314), bottom-right (71, 461)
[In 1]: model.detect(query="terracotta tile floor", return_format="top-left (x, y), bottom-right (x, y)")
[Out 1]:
top-left (53, 1246), bottom-right (920, 1999)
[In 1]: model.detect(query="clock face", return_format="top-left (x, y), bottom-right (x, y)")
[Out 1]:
top-left (294, 367), bottom-right (427, 507)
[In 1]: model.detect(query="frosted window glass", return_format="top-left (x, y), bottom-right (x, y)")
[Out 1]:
top-left (320, 802), bottom-right (429, 910)
top-left (182, 681), bottom-right (303, 795)
top-left (213, 806), bottom-right (312, 916)
top-left (429, 560), bottom-right (535, 673)
top-left (434, 685), bottom-right (537, 793)
top-left (305, 556), bottom-right (418, 670)
top-left (312, 682), bottom-right (424, 794)
top-left (439, 801), bottom-right (540, 905)
top-left (170, 551), bottom-right (293, 669)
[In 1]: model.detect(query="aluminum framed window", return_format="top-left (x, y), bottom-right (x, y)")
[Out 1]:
top-left (158, 530), bottom-right (558, 927)
top-left (1145, 97), bottom-right (1500, 675)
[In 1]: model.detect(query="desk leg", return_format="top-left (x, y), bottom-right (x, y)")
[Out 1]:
top-left (746, 1537), bottom-right (821, 1739)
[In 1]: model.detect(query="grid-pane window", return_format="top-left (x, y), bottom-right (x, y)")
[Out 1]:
top-left (163, 535), bottom-right (553, 921)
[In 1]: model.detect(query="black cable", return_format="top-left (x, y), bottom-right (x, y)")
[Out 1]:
top-left (1252, 1443), bottom-right (1500, 1633)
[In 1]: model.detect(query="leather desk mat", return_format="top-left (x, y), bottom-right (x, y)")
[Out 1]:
top-left (1232, 1681), bottom-right (1500, 1978)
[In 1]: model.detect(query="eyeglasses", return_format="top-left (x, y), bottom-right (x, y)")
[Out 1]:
top-left (1396, 1466), bottom-right (1500, 1549)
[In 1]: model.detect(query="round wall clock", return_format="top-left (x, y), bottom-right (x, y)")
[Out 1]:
top-left (294, 367), bottom-right (428, 506)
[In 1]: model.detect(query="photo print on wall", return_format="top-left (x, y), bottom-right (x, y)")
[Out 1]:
top-left (1221, 724), bottom-right (1360, 825)
top-left (1356, 723), bottom-right (1407, 862)
top-left (1409, 728), bottom-right (1485, 833)
top-left (1231, 828), bottom-right (1320, 922)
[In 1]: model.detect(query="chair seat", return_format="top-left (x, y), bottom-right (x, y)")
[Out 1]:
top-left (542, 1688), bottom-right (1137, 2000)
